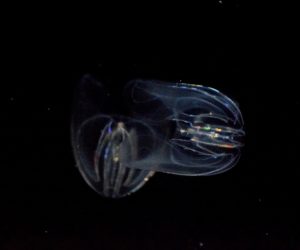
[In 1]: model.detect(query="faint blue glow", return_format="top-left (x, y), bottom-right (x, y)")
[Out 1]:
top-left (71, 76), bottom-right (245, 198)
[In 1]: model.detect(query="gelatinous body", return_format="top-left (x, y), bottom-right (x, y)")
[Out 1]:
top-left (71, 76), bottom-right (245, 198)
top-left (125, 80), bottom-right (245, 176)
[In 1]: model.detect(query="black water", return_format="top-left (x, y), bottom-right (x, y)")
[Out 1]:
top-left (1, 4), bottom-right (299, 250)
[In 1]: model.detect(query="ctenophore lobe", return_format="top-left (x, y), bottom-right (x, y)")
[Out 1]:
top-left (71, 76), bottom-right (156, 198)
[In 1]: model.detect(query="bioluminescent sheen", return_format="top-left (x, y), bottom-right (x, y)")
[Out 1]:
top-left (71, 76), bottom-right (245, 198)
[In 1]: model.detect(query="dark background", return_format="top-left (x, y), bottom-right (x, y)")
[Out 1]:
top-left (1, 2), bottom-right (299, 249)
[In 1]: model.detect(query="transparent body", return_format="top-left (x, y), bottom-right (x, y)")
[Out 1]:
top-left (71, 75), bottom-right (245, 198)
